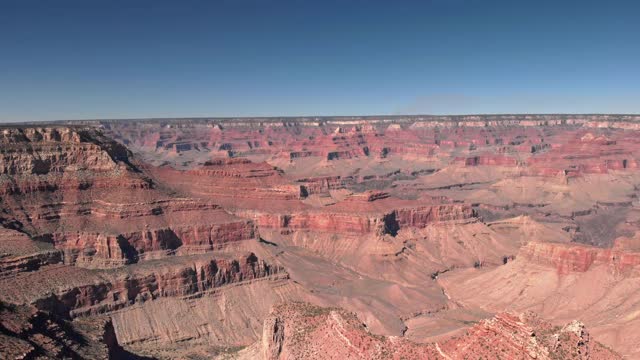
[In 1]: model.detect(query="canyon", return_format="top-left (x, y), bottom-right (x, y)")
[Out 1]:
top-left (2, 115), bottom-right (640, 358)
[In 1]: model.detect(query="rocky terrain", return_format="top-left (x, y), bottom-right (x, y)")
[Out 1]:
top-left (1, 115), bottom-right (640, 358)
top-left (235, 302), bottom-right (620, 360)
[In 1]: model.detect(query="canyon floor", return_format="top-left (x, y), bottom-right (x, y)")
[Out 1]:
top-left (2, 115), bottom-right (640, 359)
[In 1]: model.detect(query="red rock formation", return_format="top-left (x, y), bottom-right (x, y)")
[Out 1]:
top-left (0, 127), bottom-right (258, 268)
top-left (457, 154), bottom-right (518, 166)
top-left (100, 116), bottom-right (640, 184)
top-left (297, 176), bottom-right (345, 196)
top-left (527, 130), bottom-right (640, 177)
top-left (519, 241), bottom-right (640, 275)
top-left (0, 252), bottom-right (283, 317)
top-left (238, 197), bottom-right (475, 236)
top-left (151, 160), bottom-right (303, 205)
top-left (394, 205), bottom-right (475, 228)
top-left (30, 253), bottom-right (283, 318)
top-left (251, 302), bottom-right (620, 360)
top-left (4, 117), bottom-right (640, 358)
top-left (247, 211), bottom-right (388, 235)
top-left (439, 311), bottom-right (620, 360)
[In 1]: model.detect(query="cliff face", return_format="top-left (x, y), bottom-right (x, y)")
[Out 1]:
top-left (393, 204), bottom-right (475, 228)
top-left (256, 302), bottom-right (441, 360)
top-left (0, 127), bottom-right (259, 269)
top-left (247, 211), bottom-right (388, 234)
top-left (49, 214), bottom-right (257, 268)
top-left (0, 127), bottom-right (123, 175)
top-left (250, 302), bottom-right (620, 360)
top-left (0, 249), bottom-right (286, 350)
top-left (27, 253), bottom-right (283, 318)
top-left (519, 241), bottom-right (640, 275)
top-left (297, 176), bottom-right (344, 196)
top-left (457, 154), bottom-right (519, 167)
top-left (238, 198), bottom-right (475, 236)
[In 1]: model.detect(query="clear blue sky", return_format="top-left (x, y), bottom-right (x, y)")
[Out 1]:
top-left (1, 0), bottom-right (639, 121)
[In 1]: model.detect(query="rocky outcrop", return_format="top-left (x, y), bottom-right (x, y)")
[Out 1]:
top-left (0, 250), bottom-right (62, 278)
top-left (439, 311), bottom-right (621, 360)
top-left (297, 176), bottom-right (345, 196)
top-left (251, 302), bottom-right (620, 360)
top-left (0, 128), bottom-right (122, 174)
top-left (255, 302), bottom-right (441, 360)
top-left (527, 132), bottom-right (639, 177)
top-left (192, 158), bottom-right (281, 178)
top-left (344, 190), bottom-right (390, 202)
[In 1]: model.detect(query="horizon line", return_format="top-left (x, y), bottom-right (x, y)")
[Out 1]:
top-left (2, 112), bottom-right (640, 125)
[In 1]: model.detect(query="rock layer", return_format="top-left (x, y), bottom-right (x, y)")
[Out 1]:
top-left (0, 127), bottom-right (259, 268)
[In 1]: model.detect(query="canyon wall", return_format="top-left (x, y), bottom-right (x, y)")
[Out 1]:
top-left (3, 117), bottom-right (640, 359)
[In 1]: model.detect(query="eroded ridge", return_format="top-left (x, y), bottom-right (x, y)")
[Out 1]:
top-left (239, 302), bottom-right (620, 360)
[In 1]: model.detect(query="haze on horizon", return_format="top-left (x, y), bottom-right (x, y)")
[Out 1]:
top-left (1, 0), bottom-right (639, 122)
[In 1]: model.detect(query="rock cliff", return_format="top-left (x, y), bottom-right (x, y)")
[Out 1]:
top-left (519, 241), bottom-right (640, 274)
top-left (0, 127), bottom-right (259, 268)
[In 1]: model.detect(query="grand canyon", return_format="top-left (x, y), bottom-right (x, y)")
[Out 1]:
top-left (2, 114), bottom-right (640, 359)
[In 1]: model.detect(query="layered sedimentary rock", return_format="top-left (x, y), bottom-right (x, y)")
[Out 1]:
top-left (151, 158), bottom-right (303, 206)
top-left (4, 116), bottom-right (640, 359)
top-left (0, 127), bottom-right (258, 268)
top-left (98, 115), bottom-right (640, 172)
top-left (456, 154), bottom-right (519, 167)
top-left (0, 228), bottom-right (62, 278)
top-left (519, 240), bottom-right (640, 274)
top-left (296, 176), bottom-right (344, 195)
top-left (236, 194), bottom-right (475, 237)
top-left (527, 131), bottom-right (640, 177)
top-left (0, 252), bottom-right (282, 316)
top-left (150, 154), bottom-right (478, 237)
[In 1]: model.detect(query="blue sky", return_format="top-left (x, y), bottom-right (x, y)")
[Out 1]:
top-left (1, 0), bottom-right (639, 121)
